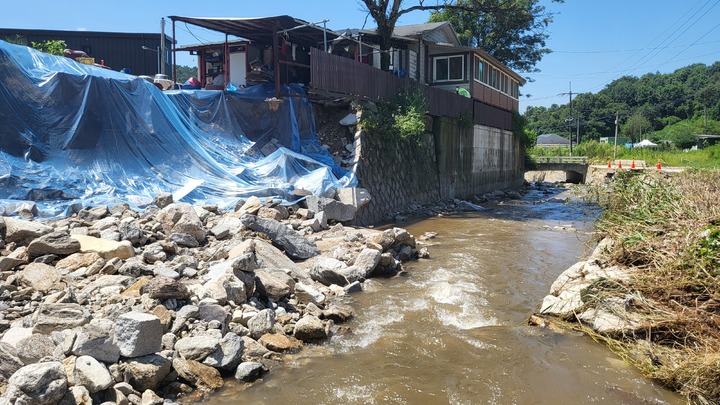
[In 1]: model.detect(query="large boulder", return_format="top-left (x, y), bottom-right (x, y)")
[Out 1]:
top-left (1, 361), bottom-right (67, 405)
top-left (171, 358), bottom-right (224, 391)
top-left (26, 232), bottom-right (81, 258)
top-left (71, 319), bottom-right (120, 363)
top-left (203, 333), bottom-right (244, 372)
top-left (240, 214), bottom-right (319, 259)
top-left (175, 336), bottom-right (220, 362)
top-left (305, 195), bottom-right (357, 222)
top-left (3, 217), bottom-right (53, 244)
top-left (73, 355), bottom-right (113, 393)
top-left (293, 315), bottom-right (328, 342)
top-left (0, 342), bottom-right (24, 384)
top-left (16, 334), bottom-right (56, 364)
top-left (156, 203), bottom-right (207, 245)
top-left (114, 312), bottom-right (163, 358)
top-left (141, 277), bottom-right (190, 300)
top-left (247, 309), bottom-right (275, 339)
top-left (71, 235), bottom-right (135, 260)
top-left (0, 246), bottom-right (29, 271)
top-left (309, 256), bottom-right (349, 286)
top-left (234, 361), bottom-right (265, 382)
top-left (18, 262), bottom-right (63, 293)
top-left (33, 303), bottom-right (92, 334)
top-left (123, 354), bottom-right (172, 392)
top-left (255, 270), bottom-right (292, 301)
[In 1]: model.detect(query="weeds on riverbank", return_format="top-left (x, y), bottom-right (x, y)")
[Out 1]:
top-left (593, 170), bottom-right (720, 403)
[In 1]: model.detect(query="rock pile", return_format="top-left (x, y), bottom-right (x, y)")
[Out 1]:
top-left (0, 193), bottom-right (421, 404)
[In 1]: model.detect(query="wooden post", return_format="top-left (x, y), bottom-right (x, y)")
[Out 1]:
top-left (172, 20), bottom-right (177, 84)
top-left (273, 23), bottom-right (281, 99)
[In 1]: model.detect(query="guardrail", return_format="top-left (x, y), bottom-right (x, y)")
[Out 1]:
top-left (532, 156), bottom-right (589, 164)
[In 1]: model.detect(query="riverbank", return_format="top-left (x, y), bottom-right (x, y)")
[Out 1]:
top-left (0, 194), bottom-right (425, 404)
top-left (535, 169), bottom-right (720, 404)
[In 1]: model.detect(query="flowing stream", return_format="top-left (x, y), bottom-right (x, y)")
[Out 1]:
top-left (207, 185), bottom-right (683, 405)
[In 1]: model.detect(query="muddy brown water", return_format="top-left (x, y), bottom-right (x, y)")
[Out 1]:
top-left (206, 186), bottom-right (683, 405)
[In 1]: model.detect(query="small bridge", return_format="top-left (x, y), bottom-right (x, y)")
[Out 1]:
top-left (530, 156), bottom-right (589, 183)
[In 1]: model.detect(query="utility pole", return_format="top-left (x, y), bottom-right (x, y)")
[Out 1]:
top-left (576, 118), bottom-right (580, 146)
top-left (160, 18), bottom-right (166, 75)
top-left (561, 82), bottom-right (574, 156)
top-left (613, 111), bottom-right (619, 160)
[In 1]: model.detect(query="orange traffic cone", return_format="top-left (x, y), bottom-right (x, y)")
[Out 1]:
top-left (618, 160), bottom-right (622, 169)
top-left (631, 158), bottom-right (635, 169)
top-left (656, 159), bottom-right (662, 170)
top-left (607, 161), bottom-right (611, 168)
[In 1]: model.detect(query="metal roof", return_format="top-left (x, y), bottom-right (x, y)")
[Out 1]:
top-left (537, 133), bottom-right (571, 145)
top-left (168, 15), bottom-right (338, 48)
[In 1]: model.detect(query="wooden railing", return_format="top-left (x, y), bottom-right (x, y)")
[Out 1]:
top-left (310, 48), bottom-right (473, 118)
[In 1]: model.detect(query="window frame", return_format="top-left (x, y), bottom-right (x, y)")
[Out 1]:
top-left (433, 54), bottom-right (465, 82)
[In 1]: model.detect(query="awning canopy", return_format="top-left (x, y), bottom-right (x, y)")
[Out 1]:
top-left (169, 15), bottom-right (338, 48)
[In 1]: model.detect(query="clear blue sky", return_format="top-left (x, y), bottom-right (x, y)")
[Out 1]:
top-left (3, 0), bottom-right (719, 113)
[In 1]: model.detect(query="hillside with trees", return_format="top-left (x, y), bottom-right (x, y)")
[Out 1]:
top-left (524, 62), bottom-right (720, 149)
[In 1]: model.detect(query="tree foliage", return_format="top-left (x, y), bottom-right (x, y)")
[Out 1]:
top-left (428, 0), bottom-right (553, 73)
top-left (524, 62), bottom-right (720, 146)
top-left (175, 65), bottom-right (198, 84)
top-left (360, 0), bottom-right (563, 71)
top-left (4, 35), bottom-right (66, 56)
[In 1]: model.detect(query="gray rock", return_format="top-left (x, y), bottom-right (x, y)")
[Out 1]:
top-left (71, 320), bottom-right (120, 363)
top-left (114, 312), bottom-right (163, 358)
top-left (156, 203), bottom-right (206, 245)
top-left (343, 281), bottom-right (363, 294)
top-left (175, 336), bottom-right (220, 362)
top-left (77, 206), bottom-right (109, 222)
top-left (3, 217), bottom-right (53, 244)
top-left (19, 262), bottom-right (63, 293)
top-left (59, 385), bottom-right (92, 405)
top-left (305, 195), bottom-right (357, 222)
top-left (255, 270), bottom-right (292, 301)
top-left (240, 336), bottom-right (269, 361)
top-left (153, 192), bottom-right (173, 209)
top-left (322, 304), bottom-right (355, 323)
top-left (294, 282), bottom-right (326, 305)
top-left (293, 315), bottom-right (327, 342)
top-left (233, 361), bottom-right (265, 382)
top-left (236, 196), bottom-right (263, 216)
top-left (339, 113), bottom-right (358, 126)
top-left (0, 342), bottom-right (24, 384)
top-left (74, 355), bottom-right (113, 393)
top-left (119, 218), bottom-right (145, 245)
top-left (455, 200), bottom-right (488, 212)
top-left (203, 333), bottom-right (244, 372)
top-left (33, 303), bottom-right (92, 334)
top-left (309, 256), bottom-right (349, 286)
top-left (0, 246), bottom-right (29, 271)
top-left (123, 354), bottom-right (172, 392)
top-left (1, 361), bottom-right (67, 405)
top-left (240, 214), bottom-right (319, 259)
top-left (170, 232), bottom-right (200, 248)
top-left (197, 305), bottom-right (230, 330)
top-left (16, 334), bottom-right (56, 364)
top-left (142, 243), bottom-right (166, 263)
top-left (247, 309), bottom-right (275, 339)
top-left (26, 231), bottom-right (81, 258)
top-left (335, 187), bottom-right (371, 209)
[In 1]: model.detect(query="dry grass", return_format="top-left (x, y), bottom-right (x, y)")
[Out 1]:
top-left (591, 170), bottom-right (720, 403)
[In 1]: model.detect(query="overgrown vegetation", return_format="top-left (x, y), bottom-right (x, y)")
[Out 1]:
top-left (589, 170), bottom-right (720, 403)
top-left (530, 141), bottom-right (720, 169)
top-left (360, 88), bottom-right (428, 144)
top-left (4, 35), bottom-right (66, 56)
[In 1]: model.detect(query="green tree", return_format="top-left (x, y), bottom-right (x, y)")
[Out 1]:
top-left (622, 114), bottom-right (652, 143)
top-left (360, 0), bottom-right (564, 71)
top-left (30, 40), bottom-right (66, 56)
top-left (428, 0), bottom-right (554, 73)
top-left (175, 65), bottom-right (198, 84)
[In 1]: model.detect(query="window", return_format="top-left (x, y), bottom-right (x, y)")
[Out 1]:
top-left (433, 55), bottom-right (464, 82)
top-left (475, 56), bottom-right (489, 84)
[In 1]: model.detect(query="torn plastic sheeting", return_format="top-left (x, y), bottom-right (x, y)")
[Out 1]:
top-left (0, 40), bottom-right (356, 218)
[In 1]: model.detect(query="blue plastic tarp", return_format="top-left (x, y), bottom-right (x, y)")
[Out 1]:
top-left (0, 40), bottom-right (355, 218)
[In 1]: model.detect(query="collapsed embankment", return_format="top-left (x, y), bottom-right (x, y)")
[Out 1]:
top-left (533, 170), bottom-right (720, 404)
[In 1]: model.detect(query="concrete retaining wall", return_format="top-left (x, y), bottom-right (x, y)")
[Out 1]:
top-left (353, 116), bottom-right (524, 225)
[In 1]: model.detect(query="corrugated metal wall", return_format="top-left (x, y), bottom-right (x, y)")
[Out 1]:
top-left (0, 29), bottom-right (172, 76)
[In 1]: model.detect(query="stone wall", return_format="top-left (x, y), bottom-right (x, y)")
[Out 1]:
top-left (352, 115), bottom-right (524, 225)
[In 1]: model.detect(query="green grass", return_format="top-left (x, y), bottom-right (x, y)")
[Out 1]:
top-left (530, 141), bottom-right (720, 169)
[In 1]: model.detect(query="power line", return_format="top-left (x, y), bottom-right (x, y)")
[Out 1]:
top-left (551, 39), bottom-right (720, 54)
